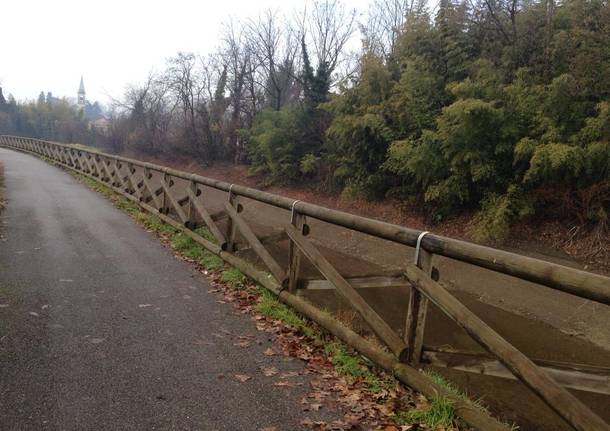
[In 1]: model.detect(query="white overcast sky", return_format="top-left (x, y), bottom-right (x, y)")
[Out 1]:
top-left (0, 0), bottom-right (371, 105)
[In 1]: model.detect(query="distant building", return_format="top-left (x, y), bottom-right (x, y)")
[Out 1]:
top-left (90, 117), bottom-right (111, 134)
top-left (46, 92), bottom-right (62, 104)
top-left (77, 76), bottom-right (86, 107)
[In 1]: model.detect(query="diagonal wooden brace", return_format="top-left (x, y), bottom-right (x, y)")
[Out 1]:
top-left (225, 202), bottom-right (286, 284)
top-left (141, 169), bottom-right (163, 211)
top-left (159, 177), bottom-right (188, 224)
top-left (125, 168), bottom-right (143, 200)
top-left (100, 158), bottom-right (115, 184)
top-left (285, 224), bottom-right (407, 357)
top-left (185, 186), bottom-right (226, 244)
top-left (111, 160), bottom-right (129, 190)
top-left (405, 264), bottom-right (610, 431)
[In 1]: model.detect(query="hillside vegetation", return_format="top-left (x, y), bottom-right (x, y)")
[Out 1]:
top-left (1, 0), bottom-right (608, 246)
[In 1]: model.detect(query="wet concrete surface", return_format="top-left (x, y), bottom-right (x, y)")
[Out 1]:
top-left (0, 148), bottom-right (340, 430)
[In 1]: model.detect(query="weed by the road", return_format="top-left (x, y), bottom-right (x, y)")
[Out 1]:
top-left (171, 233), bottom-right (205, 259)
top-left (220, 267), bottom-right (245, 288)
top-left (324, 342), bottom-right (394, 393)
top-left (255, 288), bottom-right (394, 394)
top-left (393, 367), bottom-right (474, 429)
top-left (255, 287), bottom-right (315, 339)
top-left (325, 342), bottom-right (369, 378)
top-left (139, 213), bottom-right (177, 236)
top-left (0, 162), bottom-right (5, 212)
top-left (426, 370), bottom-right (492, 415)
top-left (395, 395), bottom-right (456, 429)
top-left (393, 371), bottom-right (520, 430)
top-left (169, 230), bottom-right (226, 272)
top-left (200, 252), bottom-right (224, 271)
top-left (193, 226), bottom-right (217, 243)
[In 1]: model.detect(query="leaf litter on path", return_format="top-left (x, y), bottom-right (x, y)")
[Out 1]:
top-left (147, 223), bottom-right (463, 431)
top-left (234, 374), bottom-right (252, 383)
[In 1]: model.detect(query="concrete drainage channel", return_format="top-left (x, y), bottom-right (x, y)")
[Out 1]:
top-left (2, 135), bottom-right (609, 431)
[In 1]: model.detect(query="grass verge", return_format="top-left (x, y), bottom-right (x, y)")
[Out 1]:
top-left (64, 167), bottom-right (493, 430)
top-left (395, 395), bottom-right (456, 428)
top-left (0, 162), bottom-right (5, 213)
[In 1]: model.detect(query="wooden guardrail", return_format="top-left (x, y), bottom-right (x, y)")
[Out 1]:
top-left (2, 135), bottom-right (609, 431)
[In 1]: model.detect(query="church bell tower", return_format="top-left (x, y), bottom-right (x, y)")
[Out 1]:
top-left (77, 76), bottom-right (86, 107)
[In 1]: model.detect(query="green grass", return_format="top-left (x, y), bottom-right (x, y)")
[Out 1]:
top-left (393, 371), bottom-right (520, 430)
top-left (200, 251), bottom-right (225, 271)
top-left (220, 267), bottom-right (246, 288)
top-left (255, 287), bottom-right (396, 393)
top-left (255, 288), bottom-right (316, 339)
top-left (425, 370), bottom-right (491, 414)
top-left (169, 227), bottom-right (231, 274)
top-left (171, 233), bottom-right (205, 258)
top-left (325, 342), bottom-right (369, 377)
top-left (193, 226), bottom-right (217, 243)
top-left (323, 342), bottom-right (395, 393)
top-left (138, 213), bottom-right (177, 236)
top-left (254, 288), bottom-right (393, 394)
top-left (0, 162), bottom-right (5, 212)
top-left (255, 286), bottom-right (394, 395)
top-left (396, 369), bottom-right (460, 427)
top-left (395, 396), bottom-right (456, 429)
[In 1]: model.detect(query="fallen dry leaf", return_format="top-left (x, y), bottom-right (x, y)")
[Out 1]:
top-left (234, 374), bottom-right (252, 383)
top-left (273, 380), bottom-right (294, 387)
top-left (233, 340), bottom-right (251, 347)
top-left (261, 366), bottom-right (279, 377)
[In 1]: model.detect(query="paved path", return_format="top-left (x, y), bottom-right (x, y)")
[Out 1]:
top-left (0, 148), bottom-right (333, 430)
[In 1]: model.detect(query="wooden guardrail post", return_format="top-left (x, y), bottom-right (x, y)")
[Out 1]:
top-left (160, 172), bottom-right (169, 214)
top-left (286, 201), bottom-right (304, 293)
top-left (403, 238), bottom-right (433, 364)
top-left (224, 185), bottom-right (238, 252)
top-left (187, 180), bottom-right (198, 229)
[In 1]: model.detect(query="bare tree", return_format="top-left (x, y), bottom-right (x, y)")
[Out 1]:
top-left (362, 0), bottom-right (427, 58)
top-left (117, 74), bottom-right (172, 155)
top-left (220, 19), bottom-right (253, 161)
top-left (166, 52), bottom-right (205, 155)
top-left (246, 9), bottom-right (299, 110)
top-left (300, 0), bottom-right (357, 80)
top-left (200, 54), bottom-right (230, 159)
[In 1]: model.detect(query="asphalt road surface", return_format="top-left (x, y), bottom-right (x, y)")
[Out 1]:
top-left (0, 148), bottom-right (335, 430)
